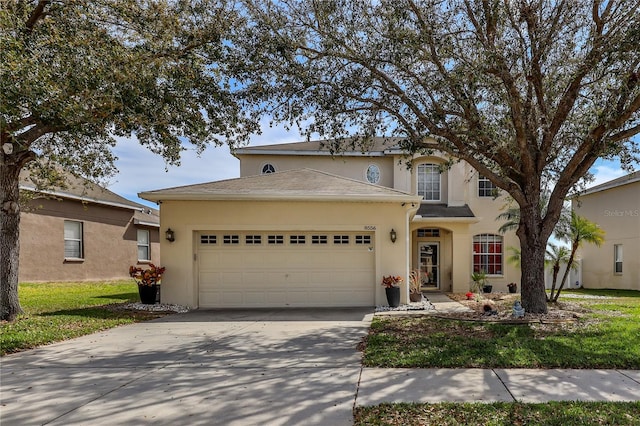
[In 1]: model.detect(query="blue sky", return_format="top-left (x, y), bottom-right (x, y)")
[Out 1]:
top-left (108, 123), bottom-right (636, 209)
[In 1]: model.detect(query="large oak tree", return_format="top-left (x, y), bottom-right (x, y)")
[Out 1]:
top-left (236, 0), bottom-right (640, 313)
top-left (0, 0), bottom-right (256, 321)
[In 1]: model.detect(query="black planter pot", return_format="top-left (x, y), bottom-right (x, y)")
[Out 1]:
top-left (138, 284), bottom-right (158, 304)
top-left (482, 285), bottom-right (493, 294)
top-left (508, 286), bottom-right (517, 293)
top-left (385, 287), bottom-right (401, 307)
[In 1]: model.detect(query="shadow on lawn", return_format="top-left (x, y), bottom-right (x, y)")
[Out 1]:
top-left (94, 292), bottom-right (139, 301)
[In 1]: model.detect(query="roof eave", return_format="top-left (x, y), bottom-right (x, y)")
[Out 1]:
top-left (235, 149), bottom-right (387, 157)
top-left (139, 192), bottom-right (422, 204)
top-left (21, 186), bottom-right (144, 212)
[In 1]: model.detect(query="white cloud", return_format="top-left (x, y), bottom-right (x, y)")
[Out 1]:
top-left (588, 161), bottom-right (627, 188)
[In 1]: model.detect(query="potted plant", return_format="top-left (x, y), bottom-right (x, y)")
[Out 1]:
top-left (129, 264), bottom-right (165, 304)
top-left (409, 270), bottom-right (423, 302)
top-left (507, 282), bottom-right (518, 293)
top-left (381, 275), bottom-right (403, 307)
top-left (471, 270), bottom-right (492, 293)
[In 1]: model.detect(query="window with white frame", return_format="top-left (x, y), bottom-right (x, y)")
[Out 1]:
top-left (64, 220), bottom-right (83, 259)
top-left (137, 229), bottom-right (150, 261)
top-left (472, 234), bottom-right (503, 275)
top-left (261, 163), bottom-right (276, 174)
top-left (614, 244), bottom-right (623, 274)
top-left (478, 175), bottom-right (498, 197)
top-left (417, 163), bottom-right (441, 201)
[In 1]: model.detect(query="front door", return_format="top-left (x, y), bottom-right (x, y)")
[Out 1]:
top-left (419, 242), bottom-right (439, 290)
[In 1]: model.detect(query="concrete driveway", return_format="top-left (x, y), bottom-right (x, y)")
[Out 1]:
top-left (1, 308), bottom-right (373, 425)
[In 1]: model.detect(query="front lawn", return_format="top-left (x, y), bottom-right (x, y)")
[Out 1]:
top-left (360, 290), bottom-right (640, 425)
top-left (0, 281), bottom-right (173, 355)
top-left (364, 289), bottom-right (640, 369)
top-left (354, 401), bottom-right (640, 425)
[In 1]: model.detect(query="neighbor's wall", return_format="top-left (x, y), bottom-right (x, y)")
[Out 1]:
top-left (158, 199), bottom-right (414, 308)
top-left (19, 197), bottom-right (160, 282)
top-left (573, 183), bottom-right (640, 290)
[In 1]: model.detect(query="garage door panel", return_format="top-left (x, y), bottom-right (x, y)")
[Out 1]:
top-left (198, 231), bottom-right (374, 308)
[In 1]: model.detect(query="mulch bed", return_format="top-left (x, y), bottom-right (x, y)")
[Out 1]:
top-left (436, 293), bottom-right (590, 324)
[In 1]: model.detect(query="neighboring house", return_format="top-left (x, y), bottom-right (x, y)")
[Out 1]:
top-left (140, 138), bottom-right (520, 308)
top-left (572, 171), bottom-right (640, 290)
top-left (19, 171), bottom-right (160, 282)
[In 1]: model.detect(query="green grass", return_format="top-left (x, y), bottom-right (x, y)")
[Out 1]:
top-left (0, 281), bottom-right (170, 355)
top-left (354, 401), bottom-right (640, 425)
top-left (364, 289), bottom-right (640, 369)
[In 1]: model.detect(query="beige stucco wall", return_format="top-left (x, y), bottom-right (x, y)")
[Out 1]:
top-left (19, 198), bottom-right (160, 282)
top-left (573, 182), bottom-right (640, 290)
top-left (158, 199), bottom-right (416, 308)
top-left (238, 154), bottom-right (396, 187)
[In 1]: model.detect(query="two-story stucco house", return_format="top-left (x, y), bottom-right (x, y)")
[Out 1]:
top-left (572, 171), bottom-right (640, 290)
top-left (140, 138), bottom-right (520, 308)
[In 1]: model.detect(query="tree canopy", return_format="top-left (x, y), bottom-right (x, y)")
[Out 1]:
top-left (235, 0), bottom-right (640, 312)
top-left (0, 0), bottom-right (256, 321)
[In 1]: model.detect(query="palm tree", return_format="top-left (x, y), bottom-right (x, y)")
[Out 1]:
top-left (496, 193), bottom-right (551, 235)
top-left (545, 243), bottom-right (573, 302)
top-left (550, 211), bottom-right (605, 302)
top-left (506, 246), bottom-right (521, 269)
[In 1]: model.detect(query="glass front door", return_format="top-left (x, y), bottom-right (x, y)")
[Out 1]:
top-left (419, 242), bottom-right (439, 290)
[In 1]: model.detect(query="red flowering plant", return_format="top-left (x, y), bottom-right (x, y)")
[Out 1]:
top-left (381, 275), bottom-right (403, 288)
top-left (129, 264), bottom-right (166, 286)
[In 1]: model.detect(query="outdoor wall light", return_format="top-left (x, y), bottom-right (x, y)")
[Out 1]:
top-left (390, 229), bottom-right (397, 243)
top-left (165, 228), bottom-right (175, 242)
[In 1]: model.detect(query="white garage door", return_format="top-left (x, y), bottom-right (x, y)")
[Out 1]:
top-left (197, 231), bottom-right (375, 308)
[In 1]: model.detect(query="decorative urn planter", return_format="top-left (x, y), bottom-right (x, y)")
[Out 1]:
top-left (138, 284), bottom-right (158, 305)
top-left (385, 287), bottom-right (401, 307)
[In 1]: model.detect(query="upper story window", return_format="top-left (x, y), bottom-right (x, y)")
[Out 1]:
top-left (261, 163), bottom-right (276, 174)
top-left (417, 163), bottom-right (441, 201)
top-left (366, 164), bottom-right (381, 184)
top-left (478, 175), bottom-right (498, 197)
top-left (64, 220), bottom-right (83, 259)
top-left (137, 229), bottom-right (150, 261)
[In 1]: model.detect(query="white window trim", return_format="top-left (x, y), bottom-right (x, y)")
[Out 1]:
top-left (365, 163), bottom-right (381, 184)
top-left (261, 163), bottom-right (276, 174)
top-left (417, 163), bottom-right (441, 202)
top-left (137, 229), bottom-right (151, 262)
top-left (472, 233), bottom-right (504, 277)
top-left (478, 175), bottom-right (498, 198)
top-left (614, 244), bottom-right (623, 275)
top-left (64, 220), bottom-right (84, 260)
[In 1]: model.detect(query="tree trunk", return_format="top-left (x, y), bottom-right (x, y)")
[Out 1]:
top-left (517, 205), bottom-right (549, 314)
top-left (1, 156), bottom-right (25, 321)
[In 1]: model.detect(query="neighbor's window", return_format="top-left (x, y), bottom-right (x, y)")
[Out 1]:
top-left (472, 234), bottom-right (503, 275)
top-left (261, 163), bottom-right (276, 174)
top-left (137, 229), bottom-right (150, 261)
top-left (478, 175), bottom-right (498, 197)
top-left (417, 163), bottom-right (441, 201)
top-left (64, 220), bottom-right (83, 259)
top-left (614, 244), bottom-right (623, 274)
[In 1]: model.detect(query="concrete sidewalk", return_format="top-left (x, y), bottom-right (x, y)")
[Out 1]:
top-left (356, 368), bottom-right (640, 405)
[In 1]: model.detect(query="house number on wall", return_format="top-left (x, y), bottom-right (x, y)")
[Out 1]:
top-left (364, 226), bottom-right (376, 230)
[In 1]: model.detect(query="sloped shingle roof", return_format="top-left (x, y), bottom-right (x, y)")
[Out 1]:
top-left (139, 168), bottom-right (420, 203)
top-left (20, 169), bottom-right (159, 225)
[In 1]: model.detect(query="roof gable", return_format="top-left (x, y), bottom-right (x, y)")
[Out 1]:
top-left (139, 168), bottom-right (420, 203)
